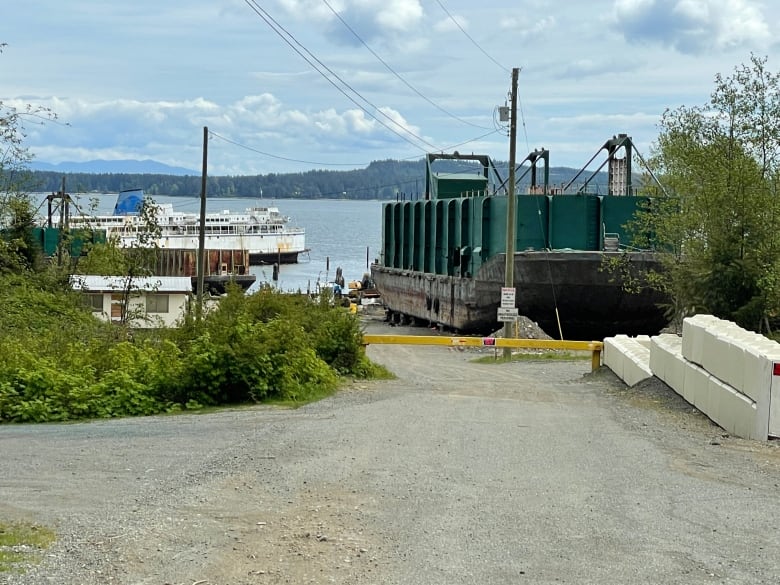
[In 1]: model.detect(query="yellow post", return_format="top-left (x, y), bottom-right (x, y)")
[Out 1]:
top-left (590, 343), bottom-right (602, 372)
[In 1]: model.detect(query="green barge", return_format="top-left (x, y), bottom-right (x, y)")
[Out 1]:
top-left (370, 135), bottom-right (668, 340)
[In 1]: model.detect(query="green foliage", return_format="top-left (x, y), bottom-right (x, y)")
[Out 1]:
top-left (236, 285), bottom-right (369, 375)
top-left (0, 272), bottom-right (383, 423)
top-left (75, 237), bottom-right (130, 275)
top-left (177, 287), bottom-right (345, 405)
top-left (636, 54), bottom-right (780, 332)
top-left (0, 272), bottom-right (105, 339)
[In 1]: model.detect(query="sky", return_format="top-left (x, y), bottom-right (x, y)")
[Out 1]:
top-left (3, 0), bottom-right (780, 177)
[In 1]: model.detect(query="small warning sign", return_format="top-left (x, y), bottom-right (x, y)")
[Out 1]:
top-left (500, 287), bottom-right (516, 308)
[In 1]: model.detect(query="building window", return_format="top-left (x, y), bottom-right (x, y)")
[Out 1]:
top-left (86, 293), bottom-right (103, 312)
top-left (146, 294), bottom-right (170, 314)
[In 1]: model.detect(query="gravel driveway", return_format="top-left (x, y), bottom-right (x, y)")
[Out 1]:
top-left (2, 317), bottom-right (780, 584)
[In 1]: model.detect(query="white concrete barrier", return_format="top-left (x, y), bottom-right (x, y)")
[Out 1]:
top-left (605, 316), bottom-right (780, 440)
top-left (650, 334), bottom-right (685, 395)
top-left (604, 335), bottom-right (652, 387)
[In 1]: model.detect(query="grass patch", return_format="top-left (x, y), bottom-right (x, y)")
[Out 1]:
top-left (359, 362), bottom-right (396, 380)
top-left (0, 521), bottom-right (55, 574)
top-left (472, 350), bottom-right (592, 364)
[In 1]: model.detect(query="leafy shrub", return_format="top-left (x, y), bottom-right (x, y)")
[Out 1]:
top-left (180, 316), bottom-right (337, 405)
top-left (89, 369), bottom-right (165, 417)
top-left (0, 356), bottom-right (96, 422)
top-left (0, 271), bottom-right (384, 423)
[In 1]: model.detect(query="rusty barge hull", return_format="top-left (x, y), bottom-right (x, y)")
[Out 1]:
top-left (372, 251), bottom-right (668, 340)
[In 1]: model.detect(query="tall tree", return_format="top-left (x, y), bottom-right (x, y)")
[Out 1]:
top-left (637, 55), bottom-right (780, 332)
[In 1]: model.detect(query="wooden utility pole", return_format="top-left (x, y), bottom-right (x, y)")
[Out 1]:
top-left (503, 67), bottom-right (519, 358)
top-left (196, 126), bottom-right (208, 321)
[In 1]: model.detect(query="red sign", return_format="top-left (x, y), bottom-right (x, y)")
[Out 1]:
top-left (482, 338), bottom-right (496, 346)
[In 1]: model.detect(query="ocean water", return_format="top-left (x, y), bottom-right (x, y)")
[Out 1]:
top-left (38, 193), bottom-right (384, 294)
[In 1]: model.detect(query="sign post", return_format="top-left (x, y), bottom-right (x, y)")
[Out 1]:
top-left (502, 67), bottom-right (519, 358)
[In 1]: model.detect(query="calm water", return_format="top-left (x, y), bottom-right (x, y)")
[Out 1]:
top-left (39, 193), bottom-right (384, 293)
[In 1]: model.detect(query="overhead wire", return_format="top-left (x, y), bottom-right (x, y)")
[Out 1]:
top-left (209, 131), bottom-right (365, 167)
top-left (321, 0), bottom-right (493, 132)
top-left (432, 0), bottom-right (510, 74)
top-left (242, 0), bottom-right (439, 153)
top-left (232, 0), bottom-right (516, 171)
top-left (432, 3), bottom-right (531, 154)
top-left (209, 128), bottom-right (503, 169)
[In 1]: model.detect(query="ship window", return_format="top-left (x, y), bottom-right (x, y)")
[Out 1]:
top-left (146, 294), bottom-right (169, 314)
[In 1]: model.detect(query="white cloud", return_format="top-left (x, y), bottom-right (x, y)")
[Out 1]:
top-left (275, 0), bottom-right (423, 41)
top-left (433, 13), bottom-right (466, 33)
top-left (374, 0), bottom-right (424, 31)
top-left (10, 93), bottom-right (423, 174)
top-left (556, 58), bottom-right (639, 79)
top-left (611, 0), bottom-right (771, 53)
top-left (500, 15), bottom-right (556, 39)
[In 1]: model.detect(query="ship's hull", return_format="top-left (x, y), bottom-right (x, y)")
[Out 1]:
top-left (249, 249), bottom-right (302, 265)
top-left (119, 232), bottom-right (306, 265)
top-left (371, 250), bottom-right (668, 340)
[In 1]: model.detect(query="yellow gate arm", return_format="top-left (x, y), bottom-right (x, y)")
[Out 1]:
top-left (361, 334), bottom-right (603, 372)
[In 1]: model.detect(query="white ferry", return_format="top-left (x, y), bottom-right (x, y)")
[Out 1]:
top-left (62, 189), bottom-right (306, 265)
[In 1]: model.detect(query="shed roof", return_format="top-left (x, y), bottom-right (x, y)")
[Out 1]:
top-left (70, 275), bottom-right (193, 293)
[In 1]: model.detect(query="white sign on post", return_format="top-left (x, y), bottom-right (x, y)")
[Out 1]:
top-left (500, 287), bottom-right (516, 308)
top-left (497, 307), bottom-right (519, 322)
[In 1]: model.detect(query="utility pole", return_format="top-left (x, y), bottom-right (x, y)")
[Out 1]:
top-left (196, 126), bottom-right (208, 321)
top-left (503, 67), bottom-right (519, 358)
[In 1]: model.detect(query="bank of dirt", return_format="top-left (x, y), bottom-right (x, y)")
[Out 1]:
top-left (1, 313), bottom-right (780, 584)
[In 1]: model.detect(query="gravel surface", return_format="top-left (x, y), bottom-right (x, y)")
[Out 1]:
top-left (2, 315), bottom-right (780, 584)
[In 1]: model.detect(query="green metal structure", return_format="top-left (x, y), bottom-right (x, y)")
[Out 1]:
top-left (381, 139), bottom-right (649, 279)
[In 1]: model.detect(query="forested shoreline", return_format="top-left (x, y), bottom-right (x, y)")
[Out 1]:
top-left (28, 159), bottom-right (610, 199)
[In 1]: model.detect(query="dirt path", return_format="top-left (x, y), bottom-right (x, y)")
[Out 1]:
top-left (2, 317), bottom-right (780, 584)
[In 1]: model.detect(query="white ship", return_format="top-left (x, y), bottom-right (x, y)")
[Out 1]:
top-left (61, 189), bottom-right (306, 265)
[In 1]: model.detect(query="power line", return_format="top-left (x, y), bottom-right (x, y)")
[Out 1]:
top-left (243, 0), bottom-right (439, 153)
top-left (321, 0), bottom-right (493, 132)
top-left (437, 128), bottom-right (504, 153)
top-left (210, 127), bottom-right (503, 170)
top-left (432, 2), bottom-right (530, 152)
top-left (433, 0), bottom-right (510, 74)
top-left (209, 131), bottom-right (368, 167)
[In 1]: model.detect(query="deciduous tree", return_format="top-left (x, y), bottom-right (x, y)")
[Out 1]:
top-left (637, 55), bottom-right (780, 332)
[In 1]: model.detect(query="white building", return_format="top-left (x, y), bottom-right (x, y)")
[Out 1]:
top-left (70, 275), bottom-right (193, 328)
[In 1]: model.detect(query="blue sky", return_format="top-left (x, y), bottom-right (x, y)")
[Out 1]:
top-left (3, 0), bottom-right (780, 176)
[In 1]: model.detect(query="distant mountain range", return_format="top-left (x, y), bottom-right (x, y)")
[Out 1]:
top-left (30, 159), bottom-right (197, 176)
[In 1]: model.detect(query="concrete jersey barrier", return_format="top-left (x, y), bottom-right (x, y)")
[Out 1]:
top-left (605, 315), bottom-right (780, 440)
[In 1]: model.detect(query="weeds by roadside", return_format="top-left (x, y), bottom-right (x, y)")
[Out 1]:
top-left (0, 521), bottom-right (55, 574)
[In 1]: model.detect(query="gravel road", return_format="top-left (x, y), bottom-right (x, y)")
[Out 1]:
top-left (2, 316), bottom-right (780, 585)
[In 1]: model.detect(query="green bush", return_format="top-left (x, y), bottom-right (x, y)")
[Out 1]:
top-left (0, 273), bottom-right (383, 423)
top-left (0, 357), bottom-right (95, 422)
top-left (180, 316), bottom-right (338, 405)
